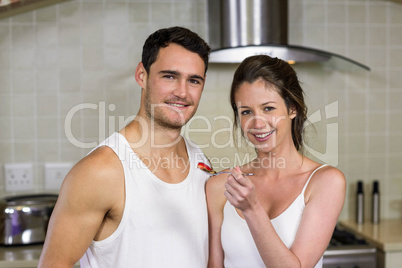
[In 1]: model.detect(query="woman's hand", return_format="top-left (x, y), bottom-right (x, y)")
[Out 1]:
top-left (224, 166), bottom-right (259, 212)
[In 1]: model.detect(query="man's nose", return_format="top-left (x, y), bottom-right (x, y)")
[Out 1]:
top-left (172, 79), bottom-right (188, 99)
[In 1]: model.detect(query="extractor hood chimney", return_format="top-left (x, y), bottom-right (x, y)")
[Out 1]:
top-left (208, 0), bottom-right (370, 71)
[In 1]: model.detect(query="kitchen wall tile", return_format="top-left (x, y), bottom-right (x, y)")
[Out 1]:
top-left (82, 24), bottom-right (104, 46)
top-left (83, 48), bottom-right (104, 70)
top-left (36, 71), bottom-right (58, 92)
top-left (36, 24), bottom-right (58, 47)
top-left (104, 24), bottom-right (131, 48)
top-left (60, 140), bottom-right (86, 162)
top-left (36, 5), bottom-right (57, 22)
top-left (390, 70), bottom-right (402, 89)
top-left (0, 26), bottom-right (10, 47)
top-left (59, 23), bottom-right (81, 46)
top-left (368, 48), bottom-right (387, 68)
top-left (12, 25), bottom-right (34, 48)
top-left (173, 2), bottom-right (193, 24)
top-left (390, 2), bottom-right (402, 23)
top-left (12, 94), bottom-right (34, 117)
top-left (37, 140), bottom-right (59, 162)
top-left (389, 26), bottom-right (402, 46)
top-left (0, 142), bottom-right (12, 163)
top-left (367, 156), bottom-right (387, 177)
top-left (0, 72), bottom-right (10, 94)
top-left (128, 3), bottom-right (150, 23)
top-left (348, 3), bottom-right (367, 24)
top-left (368, 26), bottom-right (387, 47)
top-left (37, 117), bottom-right (59, 139)
top-left (0, 118), bottom-right (11, 139)
top-left (36, 48), bottom-right (58, 70)
top-left (82, 71), bottom-right (106, 92)
top-left (389, 113), bottom-right (402, 132)
top-left (368, 134), bottom-right (387, 155)
top-left (11, 11), bottom-right (33, 23)
top-left (389, 48), bottom-right (402, 68)
top-left (60, 93), bottom-right (83, 118)
top-left (60, 71), bottom-right (81, 92)
top-left (82, 3), bottom-right (105, 23)
top-left (368, 113), bottom-right (387, 133)
top-left (13, 71), bottom-right (34, 93)
top-left (58, 47), bottom-right (80, 70)
top-left (151, 3), bottom-right (172, 23)
top-left (59, 1), bottom-right (81, 22)
top-left (368, 70), bottom-right (387, 90)
top-left (389, 156), bottom-right (402, 175)
top-left (327, 4), bottom-right (346, 24)
top-left (36, 93), bottom-right (58, 116)
top-left (389, 92), bottom-right (402, 112)
top-left (13, 117), bottom-right (35, 139)
top-left (368, 3), bottom-right (387, 24)
top-left (327, 26), bottom-right (347, 47)
top-left (105, 3), bottom-right (129, 23)
top-left (12, 48), bottom-right (35, 70)
top-left (305, 3), bottom-right (325, 24)
top-left (388, 134), bottom-right (402, 154)
top-left (14, 142), bottom-right (35, 162)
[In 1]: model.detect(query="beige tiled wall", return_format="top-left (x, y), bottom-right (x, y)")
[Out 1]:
top-left (0, 0), bottom-right (401, 221)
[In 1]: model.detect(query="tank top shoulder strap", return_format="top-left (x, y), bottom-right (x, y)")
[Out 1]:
top-left (301, 164), bottom-right (329, 195)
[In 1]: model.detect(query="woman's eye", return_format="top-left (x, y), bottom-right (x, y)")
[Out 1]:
top-left (240, 110), bottom-right (251, 116)
top-left (264, 106), bottom-right (274, 111)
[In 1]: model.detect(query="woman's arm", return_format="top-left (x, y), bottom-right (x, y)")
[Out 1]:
top-left (206, 174), bottom-right (228, 268)
top-left (226, 166), bottom-right (346, 268)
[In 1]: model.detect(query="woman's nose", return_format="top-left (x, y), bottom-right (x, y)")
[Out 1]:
top-left (251, 115), bottom-right (266, 129)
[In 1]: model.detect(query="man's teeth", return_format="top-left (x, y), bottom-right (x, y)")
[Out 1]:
top-left (168, 103), bottom-right (186, 107)
top-left (255, 130), bottom-right (274, 138)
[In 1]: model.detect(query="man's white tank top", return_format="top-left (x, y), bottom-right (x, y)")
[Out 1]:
top-left (221, 164), bottom-right (328, 268)
top-left (80, 132), bottom-right (210, 268)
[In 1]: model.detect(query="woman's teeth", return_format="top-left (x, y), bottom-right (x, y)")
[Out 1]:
top-left (255, 130), bottom-right (275, 138)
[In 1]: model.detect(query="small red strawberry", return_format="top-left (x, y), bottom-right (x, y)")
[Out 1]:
top-left (197, 162), bottom-right (212, 171)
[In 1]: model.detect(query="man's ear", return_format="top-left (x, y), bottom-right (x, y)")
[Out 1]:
top-left (289, 107), bottom-right (297, 119)
top-left (135, 62), bottom-right (147, 89)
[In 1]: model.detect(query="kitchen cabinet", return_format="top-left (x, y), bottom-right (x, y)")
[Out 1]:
top-left (339, 219), bottom-right (402, 268)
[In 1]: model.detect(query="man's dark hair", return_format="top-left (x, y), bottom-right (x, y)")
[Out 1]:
top-left (141, 26), bottom-right (211, 75)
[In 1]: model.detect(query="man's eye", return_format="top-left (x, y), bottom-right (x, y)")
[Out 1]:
top-left (189, 79), bottom-right (201, 84)
top-left (163, 75), bottom-right (175, 79)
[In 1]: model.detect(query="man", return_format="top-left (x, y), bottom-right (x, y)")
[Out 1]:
top-left (38, 26), bottom-right (211, 268)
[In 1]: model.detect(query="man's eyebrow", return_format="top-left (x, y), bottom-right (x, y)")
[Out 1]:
top-left (159, 70), bottom-right (204, 82)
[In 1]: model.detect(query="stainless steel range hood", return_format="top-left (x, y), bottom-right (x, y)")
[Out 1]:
top-left (208, 0), bottom-right (370, 71)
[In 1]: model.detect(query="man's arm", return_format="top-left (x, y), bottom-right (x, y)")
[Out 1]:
top-left (38, 146), bottom-right (125, 268)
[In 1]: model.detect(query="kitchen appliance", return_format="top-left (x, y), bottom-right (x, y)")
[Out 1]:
top-left (0, 194), bottom-right (58, 245)
top-left (323, 226), bottom-right (377, 268)
top-left (207, 0), bottom-right (370, 71)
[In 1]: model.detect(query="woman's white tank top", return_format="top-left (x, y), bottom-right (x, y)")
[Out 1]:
top-left (80, 132), bottom-right (210, 268)
top-left (221, 164), bottom-right (328, 268)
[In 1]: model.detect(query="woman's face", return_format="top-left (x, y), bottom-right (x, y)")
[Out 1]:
top-left (234, 79), bottom-right (296, 153)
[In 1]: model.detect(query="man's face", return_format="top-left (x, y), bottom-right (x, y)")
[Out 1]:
top-left (139, 43), bottom-right (206, 130)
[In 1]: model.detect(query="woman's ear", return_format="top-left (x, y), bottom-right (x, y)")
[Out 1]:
top-left (135, 62), bottom-right (147, 89)
top-left (289, 107), bottom-right (297, 119)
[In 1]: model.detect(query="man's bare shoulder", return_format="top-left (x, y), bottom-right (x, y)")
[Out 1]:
top-left (60, 146), bottom-right (124, 209)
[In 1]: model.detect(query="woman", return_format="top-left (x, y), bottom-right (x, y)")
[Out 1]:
top-left (206, 55), bottom-right (346, 268)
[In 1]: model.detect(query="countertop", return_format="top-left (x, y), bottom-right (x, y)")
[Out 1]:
top-left (0, 244), bottom-right (41, 268)
top-left (0, 244), bottom-right (80, 268)
top-left (339, 219), bottom-right (402, 252)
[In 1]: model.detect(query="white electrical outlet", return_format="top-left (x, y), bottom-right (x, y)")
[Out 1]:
top-left (4, 163), bottom-right (34, 192)
top-left (45, 163), bottom-right (73, 191)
